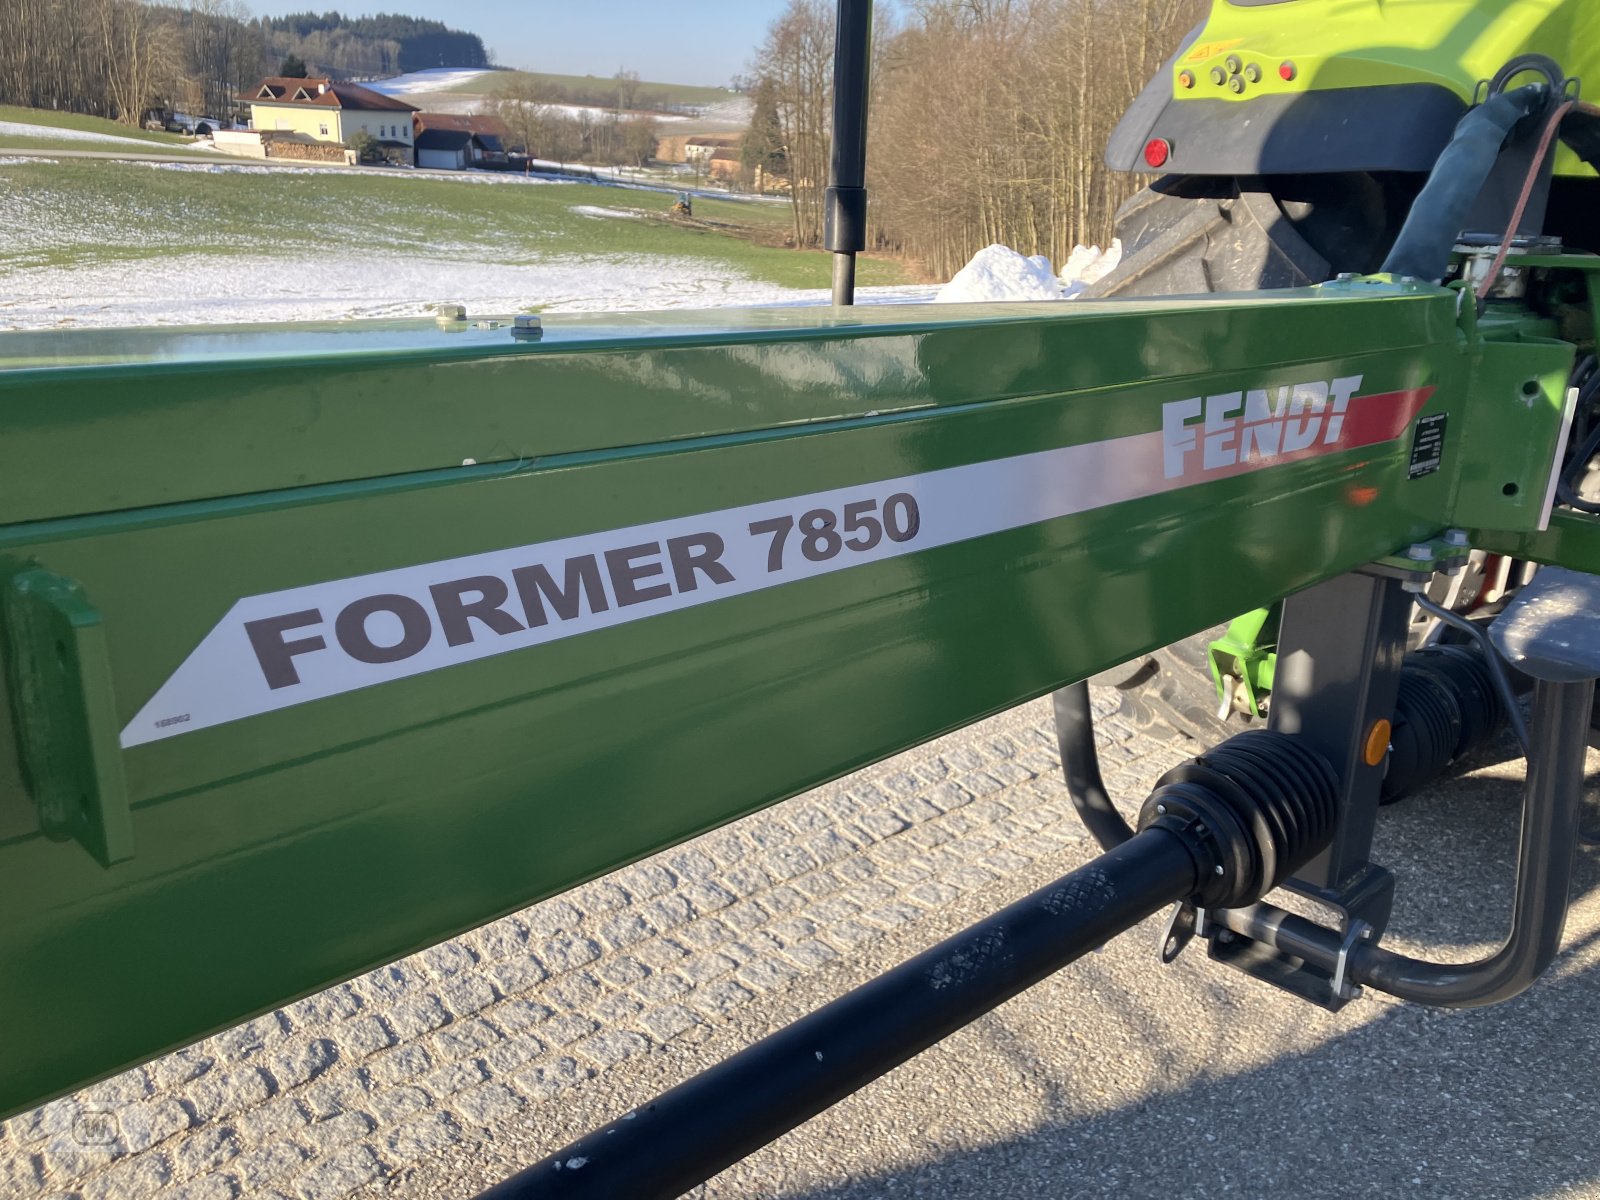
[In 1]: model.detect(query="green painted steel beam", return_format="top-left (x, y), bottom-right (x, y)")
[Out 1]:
top-left (0, 279), bottom-right (1586, 1117)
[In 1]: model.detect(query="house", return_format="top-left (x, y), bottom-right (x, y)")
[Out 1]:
top-left (412, 113), bottom-right (512, 171)
top-left (683, 135), bottom-right (740, 165)
top-left (249, 76), bottom-right (418, 166)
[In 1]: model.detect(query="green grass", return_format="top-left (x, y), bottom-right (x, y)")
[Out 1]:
top-left (448, 69), bottom-right (735, 108)
top-left (0, 158), bottom-right (908, 291)
top-left (0, 105), bottom-right (199, 146)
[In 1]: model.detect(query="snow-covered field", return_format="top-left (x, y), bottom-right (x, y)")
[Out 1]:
top-left (365, 68), bottom-right (499, 96)
top-left (0, 251), bottom-right (938, 329)
top-left (0, 119), bottom-right (171, 148)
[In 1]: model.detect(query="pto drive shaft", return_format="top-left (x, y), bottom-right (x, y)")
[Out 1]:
top-left (479, 730), bottom-right (1336, 1200)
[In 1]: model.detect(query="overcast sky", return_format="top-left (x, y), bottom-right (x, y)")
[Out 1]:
top-left (244, 1), bottom-right (799, 86)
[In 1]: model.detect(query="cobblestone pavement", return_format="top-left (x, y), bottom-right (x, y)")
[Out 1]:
top-left (8, 694), bottom-right (1600, 1199)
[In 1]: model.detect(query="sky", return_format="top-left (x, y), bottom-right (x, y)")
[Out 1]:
top-left (244, 1), bottom-right (798, 87)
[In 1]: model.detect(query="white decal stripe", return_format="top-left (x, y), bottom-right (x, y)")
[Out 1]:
top-left (119, 419), bottom-right (1352, 747)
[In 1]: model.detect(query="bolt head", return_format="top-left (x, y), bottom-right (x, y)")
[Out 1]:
top-left (1214, 864), bottom-right (1225, 876)
top-left (1406, 543), bottom-right (1433, 561)
top-left (1156, 803), bottom-right (1167, 815)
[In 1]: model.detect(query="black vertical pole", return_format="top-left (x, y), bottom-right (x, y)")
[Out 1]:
top-left (826, 0), bottom-right (872, 306)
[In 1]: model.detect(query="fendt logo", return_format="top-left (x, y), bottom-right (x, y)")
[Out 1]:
top-left (1161, 375), bottom-right (1365, 479)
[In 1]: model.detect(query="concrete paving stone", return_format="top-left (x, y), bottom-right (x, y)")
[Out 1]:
top-left (534, 931), bottom-right (601, 975)
top-left (963, 772), bottom-right (1006, 797)
top-left (915, 757), bottom-right (953, 782)
top-left (782, 938), bottom-right (840, 969)
top-left (336, 1017), bottom-right (395, 1062)
top-left (767, 844), bottom-right (820, 881)
top-left (735, 957), bottom-right (801, 993)
top-left (857, 810), bottom-right (910, 839)
top-left (792, 868), bottom-right (843, 899)
top-left (569, 880), bottom-right (630, 916)
top-left (356, 965), bottom-right (423, 1008)
top-left (166, 1171), bottom-right (240, 1200)
top-left (787, 805), bottom-right (834, 835)
top-left (680, 880), bottom-right (736, 914)
top-left (80, 1149), bottom-right (172, 1200)
top-left (213, 1015), bottom-right (291, 1066)
top-left (908, 881), bottom-right (963, 908)
top-left (843, 880), bottom-right (897, 908)
top-left (595, 912), bottom-right (654, 950)
top-left (366, 1086), bottom-right (431, 1127)
top-left (544, 971), bottom-right (603, 1012)
top-left (300, 1111), bottom-right (374, 1157)
top-left (478, 1037), bottom-right (545, 1078)
top-left (882, 770), bottom-right (922, 796)
top-left (978, 848), bottom-right (1035, 875)
top-left (360, 1045), bottom-right (432, 1089)
top-left (882, 861), bottom-right (935, 887)
top-left (699, 829), bottom-right (750, 868)
top-left (821, 920), bottom-right (883, 951)
top-left (755, 885), bottom-right (806, 915)
top-left (767, 917), bottom-right (819, 943)
top-left (574, 1029), bottom-right (651, 1068)
top-left (940, 863), bottom-right (1001, 892)
top-left (482, 998), bottom-right (552, 1035)
top-left (383, 996), bottom-right (452, 1042)
top-left (689, 977), bottom-right (757, 1017)
top-left (805, 895), bottom-right (862, 924)
top-left (232, 1140), bottom-right (310, 1192)
top-left (488, 954), bottom-right (549, 995)
top-left (449, 1083), bottom-right (523, 1130)
top-left (280, 986), bottom-right (363, 1028)
top-left (185, 1067), bottom-right (275, 1126)
top-left (232, 1098), bottom-right (310, 1146)
top-left (168, 1125), bottom-right (241, 1180)
top-left (943, 747), bottom-right (987, 771)
top-left (116, 1097), bottom-right (192, 1155)
top-left (638, 1004), bottom-right (702, 1044)
top-left (805, 830), bottom-right (855, 865)
top-left (816, 792), bottom-right (865, 822)
top-left (720, 863), bottom-right (773, 896)
top-left (629, 937), bottom-right (689, 971)
top-left (294, 1075), bottom-right (371, 1124)
top-left (148, 1050), bottom-right (216, 1094)
top-left (518, 900), bottom-right (581, 941)
top-left (590, 991), bottom-right (644, 1025)
top-left (416, 1060), bottom-right (488, 1101)
top-left (865, 837), bottom-right (917, 866)
top-left (383, 1111), bottom-right (462, 1161)
top-left (539, 1014), bottom-right (599, 1047)
top-left (641, 894), bottom-right (694, 932)
top-left (634, 972), bottom-right (692, 1004)
top-left (719, 901), bottom-right (767, 933)
top-left (290, 1144), bottom-right (384, 1200)
top-left (268, 1042), bottom-right (338, 1093)
top-left (620, 863), bottom-right (676, 899)
top-left (743, 816), bottom-right (796, 850)
top-left (678, 953), bottom-right (737, 986)
top-left (892, 795), bottom-right (943, 824)
top-left (429, 1018), bottom-right (502, 1062)
top-left (79, 1069), bottom-right (153, 1109)
top-left (419, 943), bottom-right (479, 981)
top-left (861, 902), bottom-right (923, 931)
top-left (510, 1057), bottom-right (593, 1101)
top-left (40, 1132), bottom-right (119, 1183)
top-left (437, 974), bottom-right (500, 1021)
top-left (665, 848), bottom-right (718, 879)
top-left (467, 917), bottom-right (531, 961)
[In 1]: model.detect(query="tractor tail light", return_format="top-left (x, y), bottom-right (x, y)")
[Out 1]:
top-left (1143, 138), bottom-right (1171, 168)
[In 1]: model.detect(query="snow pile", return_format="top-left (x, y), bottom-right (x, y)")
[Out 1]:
top-left (0, 156), bottom-right (57, 165)
top-left (1059, 239), bottom-right (1123, 297)
top-left (934, 245), bottom-right (1061, 303)
top-left (934, 240), bottom-right (1124, 303)
top-left (570, 205), bottom-right (643, 219)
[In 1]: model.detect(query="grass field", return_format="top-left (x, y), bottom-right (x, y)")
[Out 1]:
top-left (447, 69), bottom-right (734, 108)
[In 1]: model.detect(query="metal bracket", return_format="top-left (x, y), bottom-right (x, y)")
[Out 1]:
top-left (3, 569), bottom-right (133, 866)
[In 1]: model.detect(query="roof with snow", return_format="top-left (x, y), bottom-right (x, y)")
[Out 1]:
top-left (251, 77), bottom-right (417, 114)
top-left (413, 112), bottom-right (511, 138)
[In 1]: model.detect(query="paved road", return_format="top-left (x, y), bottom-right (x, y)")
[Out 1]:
top-left (4, 690), bottom-right (1599, 1200)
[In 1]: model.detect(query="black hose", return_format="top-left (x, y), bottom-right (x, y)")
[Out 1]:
top-left (1381, 83), bottom-right (1548, 282)
top-left (1052, 681), bottom-right (1135, 849)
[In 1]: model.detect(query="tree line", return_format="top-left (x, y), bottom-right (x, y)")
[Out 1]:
top-left (0, 0), bottom-right (489, 125)
top-left (492, 73), bottom-right (660, 169)
top-left (745, 0), bottom-right (1202, 277)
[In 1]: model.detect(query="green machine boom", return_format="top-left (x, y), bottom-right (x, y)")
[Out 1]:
top-left (10, 4), bottom-right (1600, 1194)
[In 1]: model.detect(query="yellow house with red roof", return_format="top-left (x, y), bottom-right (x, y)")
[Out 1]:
top-left (249, 77), bottom-right (419, 166)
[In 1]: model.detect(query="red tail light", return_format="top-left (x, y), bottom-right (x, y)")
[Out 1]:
top-left (1144, 138), bottom-right (1171, 168)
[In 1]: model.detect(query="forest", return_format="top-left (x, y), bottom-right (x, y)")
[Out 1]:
top-left (744, 0), bottom-right (1204, 277)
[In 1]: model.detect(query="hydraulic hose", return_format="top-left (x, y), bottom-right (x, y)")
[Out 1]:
top-left (1381, 83), bottom-right (1548, 282)
top-left (1052, 681), bottom-right (1135, 849)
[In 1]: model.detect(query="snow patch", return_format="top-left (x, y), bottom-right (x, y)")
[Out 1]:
top-left (0, 119), bottom-right (175, 148)
top-left (571, 205), bottom-right (643, 219)
top-left (367, 68), bottom-right (500, 96)
top-left (0, 156), bottom-right (57, 166)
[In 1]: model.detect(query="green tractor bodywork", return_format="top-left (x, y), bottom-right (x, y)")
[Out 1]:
top-left (1110, 0), bottom-right (1598, 180)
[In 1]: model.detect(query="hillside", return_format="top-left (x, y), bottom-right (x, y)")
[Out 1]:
top-left (264, 12), bottom-right (490, 79)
